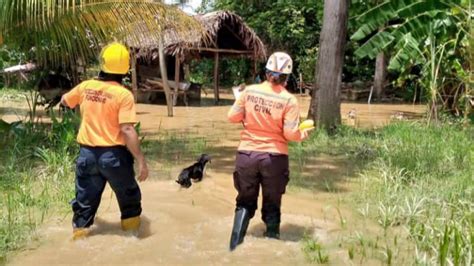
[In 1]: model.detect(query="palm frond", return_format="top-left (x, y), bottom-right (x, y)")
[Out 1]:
top-left (0, 1), bottom-right (206, 68)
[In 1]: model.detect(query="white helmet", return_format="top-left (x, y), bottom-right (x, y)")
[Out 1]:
top-left (265, 52), bottom-right (293, 74)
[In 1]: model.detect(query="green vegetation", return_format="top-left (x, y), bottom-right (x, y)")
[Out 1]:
top-left (0, 110), bottom-right (79, 262)
top-left (352, 0), bottom-right (472, 120)
top-left (301, 235), bottom-right (330, 264)
top-left (0, 88), bottom-right (25, 102)
top-left (0, 1), bottom-right (203, 69)
top-left (290, 122), bottom-right (473, 264)
top-left (203, 0), bottom-right (471, 122)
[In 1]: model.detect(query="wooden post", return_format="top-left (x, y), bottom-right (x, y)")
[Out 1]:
top-left (183, 63), bottom-right (191, 81)
top-left (299, 73), bottom-right (303, 95)
top-left (158, 37), bottom-right (173, 117)
top-left (213, 52), bottom-right (220, 104)
top-left (174, 56), bottom-right (181, 106)
top-left (131, 52), bottom-right (138, 103)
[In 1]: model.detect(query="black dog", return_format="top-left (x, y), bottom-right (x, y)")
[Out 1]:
top-left (176, 154), bottom-right (211, 188)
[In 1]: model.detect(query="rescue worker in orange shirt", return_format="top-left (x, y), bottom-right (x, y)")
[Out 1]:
top-left (228, 52), bottom-right (314, 250)
top-left (61, 43), bottom-right (148, 240)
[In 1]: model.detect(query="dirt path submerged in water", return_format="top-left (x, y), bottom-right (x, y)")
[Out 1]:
top-left (7, 95), bottom-right (426, 265)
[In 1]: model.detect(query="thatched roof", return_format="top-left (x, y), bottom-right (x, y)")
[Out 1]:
top-left (130, 11), bottom-right (266, 61)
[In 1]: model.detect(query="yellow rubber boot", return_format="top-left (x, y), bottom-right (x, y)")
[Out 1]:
top-left (121, 216), bottom-right (141, 231)
top-left (72, 228), bottom-right (89, 240)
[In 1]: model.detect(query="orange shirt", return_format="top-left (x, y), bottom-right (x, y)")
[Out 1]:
top-left (227, 81), bottom-right (308, 155)
top-left (63, 80), bottom-right (137, 147)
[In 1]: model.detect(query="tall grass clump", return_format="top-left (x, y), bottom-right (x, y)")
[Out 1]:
top-left (301, 235), bottom-right (330, 264)
top-left (359, 122), bottom-right (473, 265)
top-left (0, 110), bottom-right (79, 262)
top-left (290, 122), bottom-right (473, 264)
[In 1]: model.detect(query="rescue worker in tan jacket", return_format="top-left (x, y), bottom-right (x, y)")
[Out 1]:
top-left (61, 43), bottom-right (148, 240)
top-left (228, 52), bottom-right (314, 250)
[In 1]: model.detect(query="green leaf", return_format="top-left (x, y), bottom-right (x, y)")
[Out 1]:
top-left (354, 31), bottom-right (395, 59)
top-left (352, 0), bottom-right (417, 41)
top-left (388, 33), bottom-right (423, 71)
top-left (351, 0), bottom-right (455, 41)
top-left (397, 0), bottom-right (453, 18)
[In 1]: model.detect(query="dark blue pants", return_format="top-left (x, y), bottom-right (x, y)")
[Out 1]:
top-left (71, 146), bottom-right (142, 229)
top-left (233, 151), bottom-right (289, 225)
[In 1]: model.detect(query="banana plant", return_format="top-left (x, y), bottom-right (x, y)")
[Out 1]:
top-left (0, 0), bottom-right (204, 69)
top-left (351, 0), bottom-right (471, 120)
top-left (351, 0), bottom-right (467, 71)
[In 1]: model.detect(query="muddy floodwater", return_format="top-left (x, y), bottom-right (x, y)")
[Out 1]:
top-left (3, 93), bottom-right (425, 265)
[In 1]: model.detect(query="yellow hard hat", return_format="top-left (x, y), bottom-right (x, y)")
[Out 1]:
top-left (265, 52), bottom-right (293, 74)
top-left (99, 42), bottom-right (130, 75)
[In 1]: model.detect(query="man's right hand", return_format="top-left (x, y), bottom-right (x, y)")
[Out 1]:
top-left (137, 158), bottom-right (149, 182)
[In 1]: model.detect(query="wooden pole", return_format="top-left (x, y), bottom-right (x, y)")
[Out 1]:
top-left (158, 37), bottom-right (173, 117)
top-left (183, 63), bottom-right (191, 81)
top-left (214, 52), bottom-right (220, 104)
top-left (131, 52), bottom-right (138, 103)
top-left (299, 73), bottom-right (303, 95)
top-left (174, 56), bottom-right (181, 106)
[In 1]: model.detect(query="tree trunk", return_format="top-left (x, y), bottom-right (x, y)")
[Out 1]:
top-left (158, 38), bottom-right (173, 117)
top-left (309, 0), bottom-right (349, 132)
top-left (374, 51), bottom-right (387, 100)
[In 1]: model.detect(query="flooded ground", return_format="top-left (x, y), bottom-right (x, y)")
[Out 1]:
top-left (3, 93), bottom-right (426, 265)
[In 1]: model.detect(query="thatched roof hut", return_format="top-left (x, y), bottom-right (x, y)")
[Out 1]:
top-left (168, 11), bottom-right (266, 60)
top-left (128, 11), bottom-right (267, 106)
top-left (131, 10), bottom-right (266, 60)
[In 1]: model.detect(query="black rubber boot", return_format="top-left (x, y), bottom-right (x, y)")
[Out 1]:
top-left (229, 207), bottom-right (250, 251)
top-left (263, 223), bottom-right (280, 239)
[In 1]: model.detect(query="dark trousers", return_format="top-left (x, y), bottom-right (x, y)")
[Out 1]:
top-left (233, 151), bottom-right (289, 225)
top-left (71, 146), bottom-right (142, 228)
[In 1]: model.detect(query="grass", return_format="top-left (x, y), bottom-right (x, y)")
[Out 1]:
top-left (0, 110), bottom-right (78, 263)
top-left (0, 87), bottom-right (26, 102)
top-left (301, 235), bottom-right (330, 264)
top-left (290, 122), bottom-right (473, 265)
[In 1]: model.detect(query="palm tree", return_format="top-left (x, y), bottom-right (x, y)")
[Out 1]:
top-left (0, 0), bottom-right (206, 117)
top-left (0, 0), bottom-right (203, 69)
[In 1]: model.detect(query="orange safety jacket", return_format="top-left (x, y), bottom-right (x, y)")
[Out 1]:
top-left (228, 81), bottom-right (308, 155)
